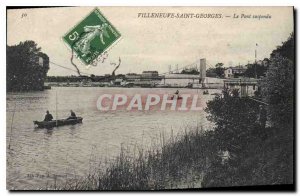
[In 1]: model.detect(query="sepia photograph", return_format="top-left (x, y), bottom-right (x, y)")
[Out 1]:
top-left (6, 6), bottom-right (294, 190)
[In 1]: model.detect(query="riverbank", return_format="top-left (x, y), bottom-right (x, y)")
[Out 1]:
top-left (44, 76), bottom-right (225, 89)
top-left (48, 122), bottom-right (293, 190)
top-left (48, 126), bottom-right (211, 190)
top-left (47, 91), bottom-right (293, 190)
top-left (45, 82), bottom-right (223, 89)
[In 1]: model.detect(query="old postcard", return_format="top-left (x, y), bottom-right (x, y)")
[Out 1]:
top-left (6, 6), bottom-right (294, 190)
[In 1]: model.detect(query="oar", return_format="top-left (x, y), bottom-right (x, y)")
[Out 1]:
top-left (56, 91), bottom-right (58, 126)
top-left (8, 101), bottom-right (16, 150)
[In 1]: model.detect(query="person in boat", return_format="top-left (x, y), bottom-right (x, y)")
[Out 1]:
top-left (67, 110), bottom-right (77, 120)
top-left (172, 89), bottom-right (182, 99)
top-left (44, 110), bottom-right (53, 122)
top-left (203, 90), bottom-right (209, 94)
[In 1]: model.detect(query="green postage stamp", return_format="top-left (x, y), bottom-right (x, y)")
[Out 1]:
top-left (63, 8), bottom-right (121, 65)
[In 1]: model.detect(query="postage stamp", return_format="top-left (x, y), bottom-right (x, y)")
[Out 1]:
top-left (63, 8), bottom-right (121, 65)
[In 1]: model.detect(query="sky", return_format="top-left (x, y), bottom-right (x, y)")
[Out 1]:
top-left (7, 7), bottom-right (294, 76)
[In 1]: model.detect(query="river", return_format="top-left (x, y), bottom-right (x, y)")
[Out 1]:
top-left (6, 87), bottom-right (220, 190)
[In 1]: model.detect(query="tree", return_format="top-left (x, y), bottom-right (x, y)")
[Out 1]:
top-left (202, 33), bottom-right (294, 188)
top-left (181, 68), bottom-right (199, 75)
top-left (7, 41), bottom-right (49, 91)
top-left (215, 63), bottom-right (225, 78)
top-left (206, 68), bottom-right (218, 77)
top-left (271, 33), bottom-right (294, 62)
top-left (260, 33), bottom-right (294, 128)
top-left (205, 89), bottom-right (260, 152)
top-left (244, 63), bottom-right (267, 78)
top-left (203, 81), bottom-right (293, 187)
top-left (260, 55), bottom-right (294, 128)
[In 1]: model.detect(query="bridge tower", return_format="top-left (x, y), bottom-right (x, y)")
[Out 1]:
top-left (199, 58), bottom-right (206, 86)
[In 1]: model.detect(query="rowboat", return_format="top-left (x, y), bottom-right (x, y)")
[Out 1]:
top-left (33, 117), bottom-right (83, 129)
top-left (203, 90), bottom-right (209, 95)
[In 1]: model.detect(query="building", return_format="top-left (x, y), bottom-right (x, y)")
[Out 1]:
top-left (141, 71), bottom-right (159, 78)
top-left (224, 66), bottom-right (247, 78)
top-left (123, 71), bottom-right (162, 87)
top-left (224, 78), bottom-right (259, 97)
top-left (257, 58), bottom-right (270, 67)
top-left (113, 78), bottom-right (125, 86)
top-left (125, 73), bottom-right (141, 80)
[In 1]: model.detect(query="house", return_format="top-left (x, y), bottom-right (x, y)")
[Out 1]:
top-left (141, 71), bottom-right (159, 78)
top-left (257, 58), bottom-right (270, 67)
top-left (113, 78), bottom-right (124, 86)
top-left (125, 73), bottom-right (141, 80)
top-left (224, 66), bottom-right (247, 78)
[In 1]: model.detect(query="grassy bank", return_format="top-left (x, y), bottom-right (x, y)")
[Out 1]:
top-left (49, 127), bottom-right (213, 190)
top-left (47, 117), bottom-right (293, 190)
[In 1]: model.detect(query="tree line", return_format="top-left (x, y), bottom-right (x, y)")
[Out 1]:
top-left (202, 33), bottom-right (294, 187)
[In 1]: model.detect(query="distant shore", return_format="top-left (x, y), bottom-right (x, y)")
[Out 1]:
top-left (45, 84), bottom-right (222, 89)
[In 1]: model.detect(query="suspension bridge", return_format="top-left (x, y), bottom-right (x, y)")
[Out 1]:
top-left (49, 58), bottom-right (213, 80)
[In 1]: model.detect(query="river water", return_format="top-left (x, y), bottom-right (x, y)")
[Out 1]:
top-left (6, 87), bottom-right (220, 190)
